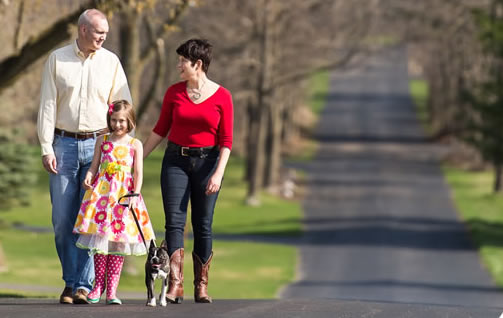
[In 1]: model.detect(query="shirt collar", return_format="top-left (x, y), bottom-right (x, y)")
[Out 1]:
top-left (72, 40), bottom-right (98, 59)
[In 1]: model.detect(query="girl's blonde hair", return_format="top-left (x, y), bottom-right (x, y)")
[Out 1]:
top-left (107, 100), bottom-right (136, 133)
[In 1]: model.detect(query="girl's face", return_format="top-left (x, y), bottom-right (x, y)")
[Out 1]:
top-left (110, 110), bottom-right (129, 136)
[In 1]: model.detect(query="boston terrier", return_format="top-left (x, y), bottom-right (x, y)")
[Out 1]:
top-left (145, 239), bottom-right (170, 307)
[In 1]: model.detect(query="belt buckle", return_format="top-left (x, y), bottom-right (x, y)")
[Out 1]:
top-left (181, 147), bottom-right (189, 156)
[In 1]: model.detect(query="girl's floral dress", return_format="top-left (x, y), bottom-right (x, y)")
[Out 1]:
top-left (73, 135), bottom-right (155, 256)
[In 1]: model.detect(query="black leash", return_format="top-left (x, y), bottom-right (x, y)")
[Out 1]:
top-left (118, 193), bottom-right (154, 250)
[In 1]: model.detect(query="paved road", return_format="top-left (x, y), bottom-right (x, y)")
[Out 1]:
top-left (280, 46), bottom-right (503, 308)
top-left (1, 298), bottom-right (502, 318)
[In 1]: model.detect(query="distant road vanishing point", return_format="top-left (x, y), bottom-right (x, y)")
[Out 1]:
top-left (279, 46), bottom-right (503, 308)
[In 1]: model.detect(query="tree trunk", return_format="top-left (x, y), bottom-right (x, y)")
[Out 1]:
top-left (264, 98), bottom-right (283, 192)
top-left (246, 0), bottom-right (273, 205)
top-left (120, 8), bottom-right (141, 104)
top-left (0, 2), bottom-right (93, 94)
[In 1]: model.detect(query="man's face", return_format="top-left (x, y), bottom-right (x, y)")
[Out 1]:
top-left (81, 17), bottom-right (109, 52)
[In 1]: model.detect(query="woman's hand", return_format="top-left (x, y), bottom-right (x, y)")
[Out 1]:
top-left (206, 173), bottom-right (223, 195)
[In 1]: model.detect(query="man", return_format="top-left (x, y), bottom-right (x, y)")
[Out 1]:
top-left (37, 9), bottom-right (132, 305)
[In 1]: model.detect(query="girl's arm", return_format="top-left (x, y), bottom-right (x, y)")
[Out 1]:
top-left (142, 131), bottom-right (164, 159)
top-left (133, 139), bottom-right (144, 194)
top-left (83, 135), bottom-right (104, 189)
top-left (205, 146), bottom-right (231, 195)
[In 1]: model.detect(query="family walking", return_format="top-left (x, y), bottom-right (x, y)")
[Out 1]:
top-left (37, 8), bottom-right (233, 305)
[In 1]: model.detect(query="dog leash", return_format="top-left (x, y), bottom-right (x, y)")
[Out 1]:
top-left (118, 192), bottom-right (154, 250)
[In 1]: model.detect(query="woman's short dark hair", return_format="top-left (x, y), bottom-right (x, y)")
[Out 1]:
top-left (176, 39), bottom-right (212, 73)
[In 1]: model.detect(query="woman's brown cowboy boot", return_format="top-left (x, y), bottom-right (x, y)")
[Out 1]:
top-left (166, 248), bottom-right (184, 304)
top-left (193, 252), bottom-right (213, 303)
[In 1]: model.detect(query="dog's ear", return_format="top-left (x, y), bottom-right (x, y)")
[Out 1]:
top-left (149, 239), bottom-right (156, 250)
top-left (160, 240), bottom-right (167, 249)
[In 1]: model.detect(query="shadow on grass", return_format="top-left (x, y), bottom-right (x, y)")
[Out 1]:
top-left (0, 293), bottom-right (26, 298)
top-left (467, 218), bottom-right (503, 248)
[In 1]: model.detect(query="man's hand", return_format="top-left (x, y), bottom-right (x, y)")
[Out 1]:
top-left (42, 154), bottom-right (58, 174)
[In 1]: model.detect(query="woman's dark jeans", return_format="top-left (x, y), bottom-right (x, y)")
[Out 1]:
top-left (160, 144), bottom-right (220, 263)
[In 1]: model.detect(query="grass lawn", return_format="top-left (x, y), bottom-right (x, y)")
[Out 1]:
top-left (409, 78), bottom-right (503, 286)
top-left (443, 168), bottom-right (503, 286)
top-left (0, 151), bottom-right (300, 299)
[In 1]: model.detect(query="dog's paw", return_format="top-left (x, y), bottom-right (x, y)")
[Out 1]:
top-left (146, 298), bottom-right (156, 307)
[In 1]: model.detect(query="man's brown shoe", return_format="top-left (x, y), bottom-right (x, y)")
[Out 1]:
top-left (73, 288), bottom-right (90, 304)
top-left (59, 287), bottom-right (73, 304)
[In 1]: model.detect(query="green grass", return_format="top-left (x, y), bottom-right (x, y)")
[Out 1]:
top-left (308, 70), bottom-right (330, 116)
top-left (443, 167), bottom-right (503, 286)
top-left (410, 77), bottom-right (503, 286)
top-left (0, 151), bottom-right (300, 299)
top-left (409, 79), bottom-right (430, 134)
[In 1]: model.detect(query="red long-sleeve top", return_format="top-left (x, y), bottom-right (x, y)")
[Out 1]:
top-left (153, 81), bottom-right (233, 150)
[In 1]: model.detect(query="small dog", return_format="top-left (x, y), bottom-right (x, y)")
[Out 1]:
top-left (145, 239), bottom-right (170, 307)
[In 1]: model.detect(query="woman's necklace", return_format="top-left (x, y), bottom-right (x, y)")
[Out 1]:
top-left (188, 80), bottom-right (206, 100)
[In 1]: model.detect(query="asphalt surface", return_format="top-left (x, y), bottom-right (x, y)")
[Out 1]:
top-left (279, 46), bottom-right (503, 308)
top-left (0, 298), bottom-right (502, 318)
top-left (3, 46), bottom-right (503, 317)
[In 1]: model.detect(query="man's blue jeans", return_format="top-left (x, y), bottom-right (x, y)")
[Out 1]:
top-left (160, 145), bottom-right (220, 263)
top-left (49, 134), bottom-right (95, 292)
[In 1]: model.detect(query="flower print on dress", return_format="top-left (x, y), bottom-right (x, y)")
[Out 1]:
top-left (74, 214), bottom-right (84, 229)
top-left (114, 232), bottom-right (128, 243)
top-left (125, 176), bottom-right (134, 192)
top-left (111, 219), bottom-right (125, 235)
top-left (98, 222), bottom-right (110, 236)
top-left (113, 204), bottom-right (126, 219)
top-left (80, 200), bottom-right (91, 214)
top-left (82, 190), bottom-right (93, 201)
top-left (95, 211), bottom-right (107, 224)
top-left (113, 145), bottom-right (128, 160)
top-left (74, 136), bottom-right (155, 255)
top-left (126, 222), bottom-right (139, 237)
top-left (97, 181), bottom-right (111, 195)
top-left (96, 196), bottom-right (109, 211)
top-left (101, 141), bottom-right (113, 154)
top-left (90, 191), bottom-right (99, 203)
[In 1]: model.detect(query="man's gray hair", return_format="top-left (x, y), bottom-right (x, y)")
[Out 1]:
top-left (77, 9), bottom-right (106, 27)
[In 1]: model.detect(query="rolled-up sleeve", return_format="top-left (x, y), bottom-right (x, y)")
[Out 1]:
top-left (37, 54), bottom-right (58, 156)
top-left (219, 89), bottom-right (233, 150)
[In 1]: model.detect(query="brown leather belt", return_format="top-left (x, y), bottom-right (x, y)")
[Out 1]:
top-left (54, 128), bottom-right (108, 140)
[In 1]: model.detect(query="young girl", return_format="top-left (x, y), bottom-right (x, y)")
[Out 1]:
top-left (73, 100), bottom-right (155, 305)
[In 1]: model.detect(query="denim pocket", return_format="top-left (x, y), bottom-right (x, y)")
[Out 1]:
top-left (53, 134), bottom-right (62, 147)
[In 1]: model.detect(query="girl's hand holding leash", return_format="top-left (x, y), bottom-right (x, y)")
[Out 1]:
top-left (128, 196), bottom-right (138, 210)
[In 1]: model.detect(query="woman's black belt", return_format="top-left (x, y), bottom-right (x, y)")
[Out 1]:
top-left (167, 142), bottom-right (218, 157)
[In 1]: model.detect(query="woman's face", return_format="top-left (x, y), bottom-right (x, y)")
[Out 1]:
top-left (177, 56), bottom-right (198, 80)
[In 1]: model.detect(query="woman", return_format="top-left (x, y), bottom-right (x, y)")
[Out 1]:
top-left (143, 38), bottom-right (233, 304)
